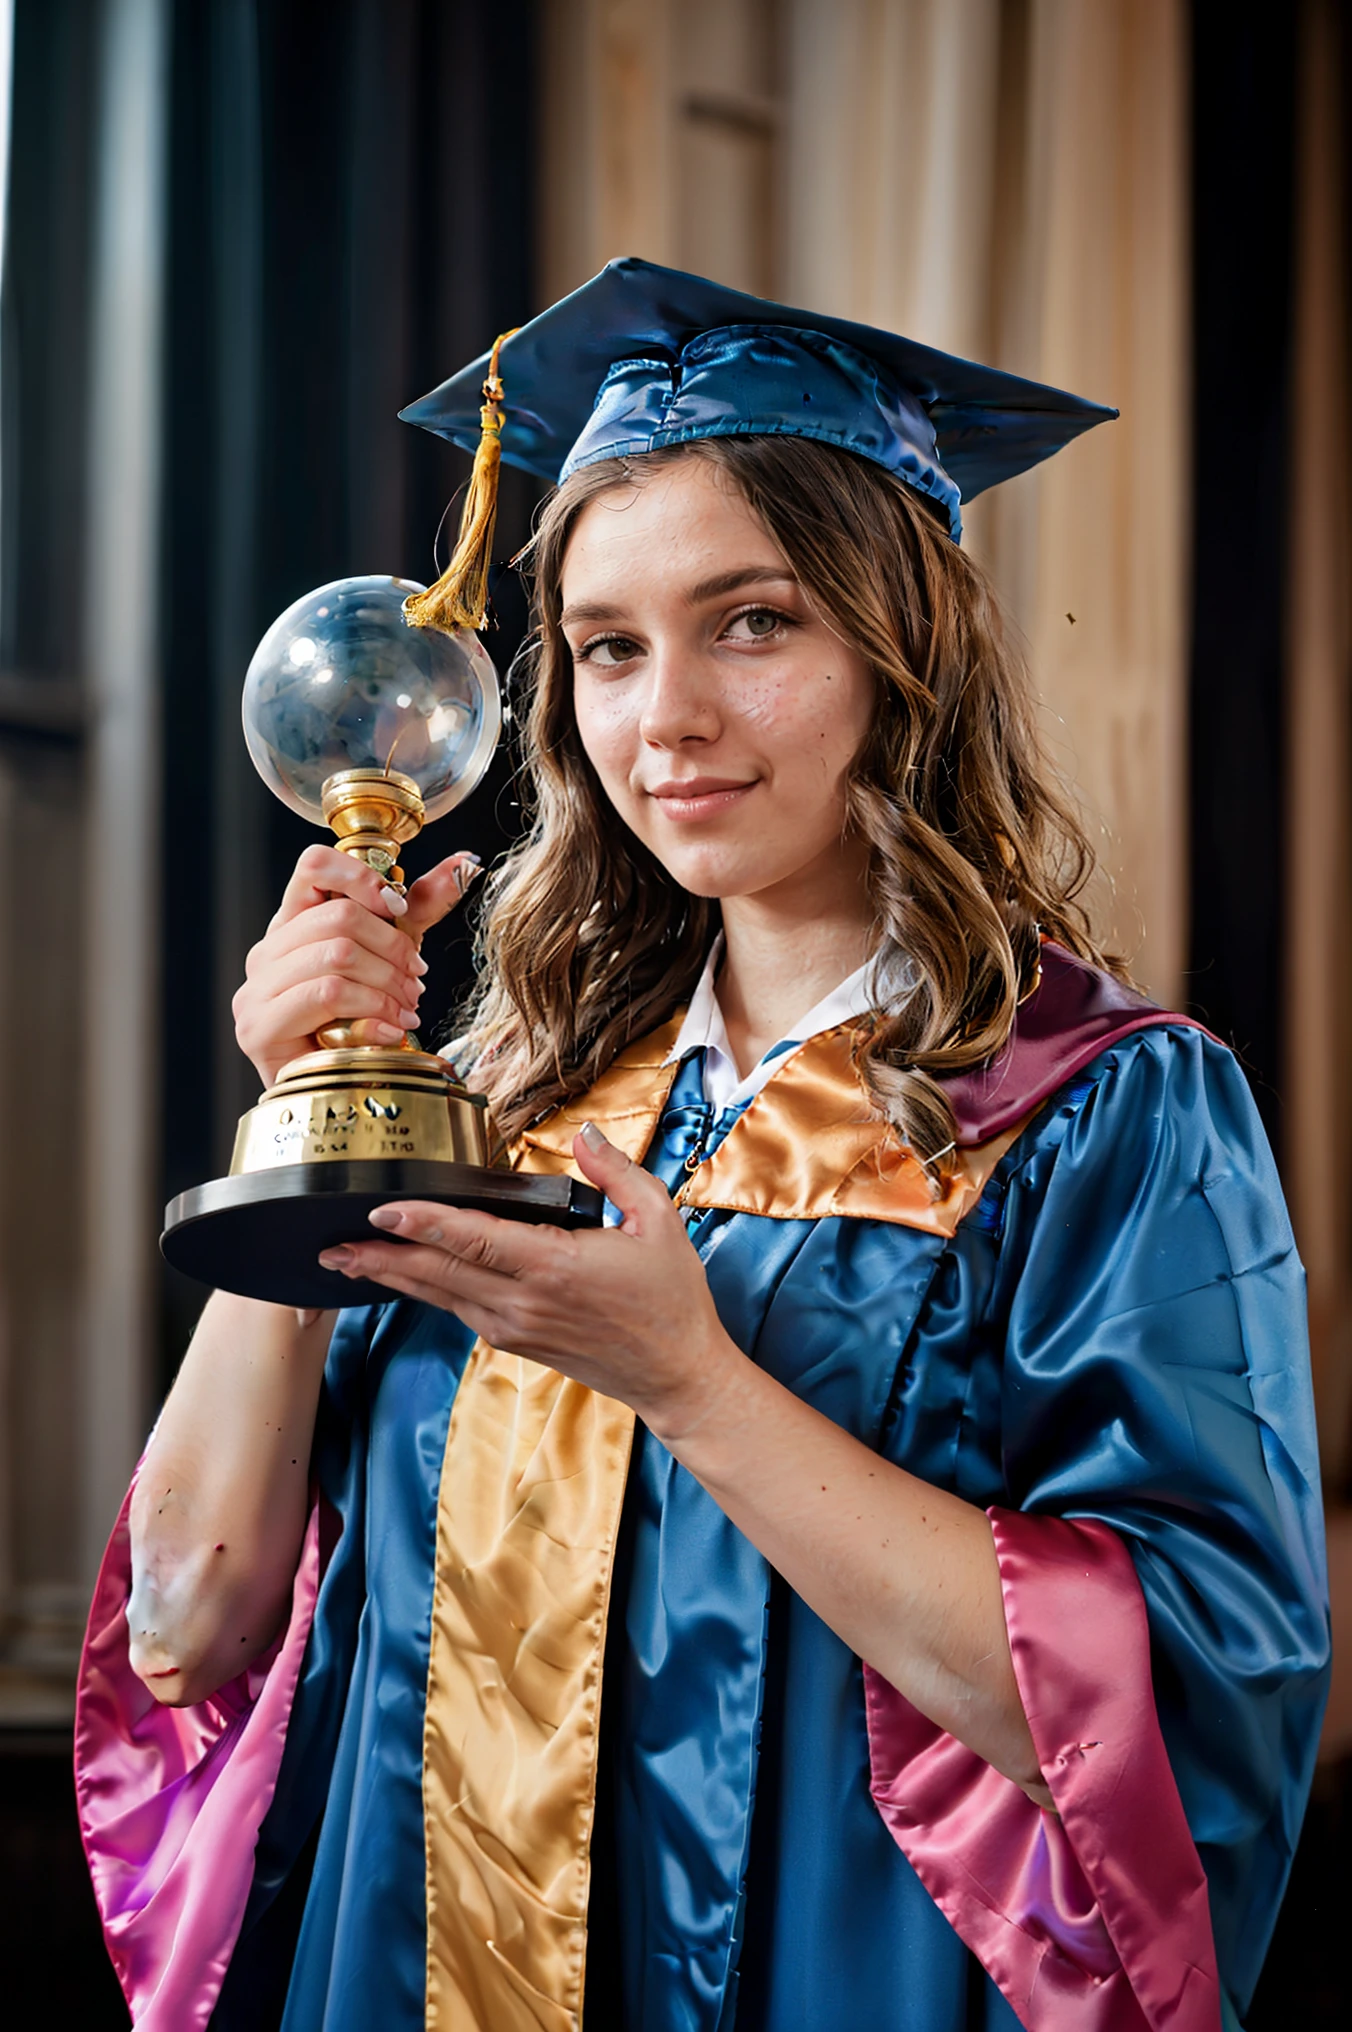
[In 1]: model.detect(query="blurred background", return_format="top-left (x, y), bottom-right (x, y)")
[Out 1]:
top-left (0, 0), bottom-right (1348, 2021)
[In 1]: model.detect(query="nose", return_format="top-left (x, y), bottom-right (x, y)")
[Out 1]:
top-left (637, 643), bottom-right (721, 749)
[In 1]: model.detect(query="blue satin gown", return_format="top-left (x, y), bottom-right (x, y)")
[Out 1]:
top-left (211, 1025), bottom-right (1329, 2032)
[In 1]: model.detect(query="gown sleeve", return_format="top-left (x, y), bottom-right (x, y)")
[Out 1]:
top-left (72, 1301), bottom-right (387, 2031)
top-left (74, 1473), bottom-right (326, 2032)
top-left (863, 1026), bottom-right (1330, 2032)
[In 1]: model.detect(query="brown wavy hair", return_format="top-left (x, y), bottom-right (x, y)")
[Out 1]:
top-left (460, 434), bottom-right (1123, 1174)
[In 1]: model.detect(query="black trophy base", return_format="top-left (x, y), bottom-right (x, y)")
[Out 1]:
top-left (162, 1159), bottom-right (605, 1309)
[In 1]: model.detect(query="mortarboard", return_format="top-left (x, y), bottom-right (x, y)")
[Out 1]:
top-left (399, 257), bottom-right (1116, 633)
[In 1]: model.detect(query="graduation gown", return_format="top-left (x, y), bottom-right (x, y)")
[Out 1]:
top-left (76, 946), bottom-right (1330, 2031)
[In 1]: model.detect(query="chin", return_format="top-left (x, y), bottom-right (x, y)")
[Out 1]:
top-left (630, 821), bottom-right (813, 901)
top-left (649, 851), bottom-right (776, 901)
top-left (649, 862), bottom-right (727, 899)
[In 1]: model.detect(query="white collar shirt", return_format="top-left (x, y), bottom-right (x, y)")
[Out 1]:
top-left (663, 934), bottom-right (913, 1115)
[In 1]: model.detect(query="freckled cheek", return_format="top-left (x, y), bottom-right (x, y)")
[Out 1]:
top-left (734, 672), bottom-right (791, 731)
top-left (762, 690), bottom-right (850, 771)
top-left (805, 668), bottom-right (871, 771)
top-left (575, 695), bottom-right (644, 805)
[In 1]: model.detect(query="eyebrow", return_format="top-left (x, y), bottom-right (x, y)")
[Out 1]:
top-left (560, 565), bottom-right (798, 629)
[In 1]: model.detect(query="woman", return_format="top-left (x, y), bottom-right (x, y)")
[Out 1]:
top-left (79, 262), bottom-right (1328, 2032)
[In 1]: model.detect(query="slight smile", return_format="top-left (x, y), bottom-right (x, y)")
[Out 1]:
top-left (646, 777), bottom-right (759, 822)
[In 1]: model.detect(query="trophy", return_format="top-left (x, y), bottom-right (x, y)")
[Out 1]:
top-left (161, 574), bottom-right (603, 1311)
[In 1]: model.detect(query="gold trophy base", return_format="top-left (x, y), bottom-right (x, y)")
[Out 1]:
top-left (161, 1044), bottom-right (603, 1309)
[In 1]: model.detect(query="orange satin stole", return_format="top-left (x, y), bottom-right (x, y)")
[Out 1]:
top-left (421, 1017), bottom-right (1026, 2029)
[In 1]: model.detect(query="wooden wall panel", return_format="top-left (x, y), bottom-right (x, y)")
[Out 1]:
top-left (783, 0), bottom-right (1189, 1002)
top-left (988, 0), bottom-right (1190, 1002)
top-left (782, 0), bottom-right (1001, 363)
top-left (539, 0), bottom-right (780, 305)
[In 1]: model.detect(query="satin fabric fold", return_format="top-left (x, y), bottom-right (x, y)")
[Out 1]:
top-left (423, 1030), bottom-right (1019, 2027)
top-left (567, 323), bottom-right (962, 532)
top-left (675, 1022), bottom-right (1027, 1229)
top-left (518, 944), bottom-right (1190, 1221)
top-left (75, 1474), bottom-right (325, 2029)
top-left (420, 1018), bottom-right (1060, 2029)
top-left (602, 1027), bottom-right (1325, 2030)
top-left (864, 1513), bottom-right (1220, 2032)
top-left (274, 1300), bottom-right (475, 2032)
top-left (608, 1063), bottom-right (956, 2029)
top-left (862, 1027), bottom-right (1327, 2030)
top-left (421, 1355), bottom-right (636, 2030)
top-left (514, 1014), bottom-right (684, 1179)
top-left (422, 1032), bottom-right (682, 2030)
top-left (942, 944), bottom-right (1196, 1145)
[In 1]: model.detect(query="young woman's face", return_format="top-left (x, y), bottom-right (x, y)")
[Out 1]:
top-left (562, 458), bottom-right (875, 910)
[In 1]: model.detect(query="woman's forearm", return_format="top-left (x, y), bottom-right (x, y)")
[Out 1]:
top-left (656, 1345), bottom-right (1051, 1805)
top-left (127, 1292), bottom-right (334, 1706)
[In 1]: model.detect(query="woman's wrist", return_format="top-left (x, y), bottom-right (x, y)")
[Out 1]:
top-left (639, 1324), bottom-right (762, 1462)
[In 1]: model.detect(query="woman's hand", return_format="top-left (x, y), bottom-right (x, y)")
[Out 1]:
top-left (233, 843), bottom-right (480, 1088)
top-left (317, 1123), bottom-right (743, 1436)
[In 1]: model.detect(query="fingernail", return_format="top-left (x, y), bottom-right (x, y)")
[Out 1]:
top-left (368, 1207), bottom-right (400, 1230)
top-left (462, 851), bottom-right (482, 866)
top-left (580, 1121), bottom-right (607, 1152)
top-left (382, 889), bottom-right (409, 917)
top-left (319, 1247), bottom-right (353, 1270)
top-left (410, 952), bottom-right (430, 976)
top-left (407, 978), bottom-right (425, 1001)
top-left (375, 1022), bottom-right (406, 1043)
top-left (398, 1007), bottom-right (420, 1029)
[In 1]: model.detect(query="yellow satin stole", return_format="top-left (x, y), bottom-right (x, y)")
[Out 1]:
top-left (421, 1018), bottom-right (1025, 2029)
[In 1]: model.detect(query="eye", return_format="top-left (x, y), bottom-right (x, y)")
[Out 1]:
top-left (724, 605), bottom-right (793, 643)
top-left (575, 632), bottom-right (642, 668)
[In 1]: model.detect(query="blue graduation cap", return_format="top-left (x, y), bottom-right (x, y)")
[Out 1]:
top-left (399, 257), bottom-right (1116, 632)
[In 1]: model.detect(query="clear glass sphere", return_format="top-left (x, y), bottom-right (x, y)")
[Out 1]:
top-left (241, 575), bottom-right (501, 825)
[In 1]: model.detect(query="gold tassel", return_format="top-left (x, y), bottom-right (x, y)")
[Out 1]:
top-left (405, 328), bottom-right (518, 634)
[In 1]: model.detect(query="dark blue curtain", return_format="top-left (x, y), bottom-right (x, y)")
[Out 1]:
top-left (1186, 2), bottom-right (1297, 1155)
top-left (159, 0), bottom-right (540, 1377)
top-left (1187, 22), bottom-right (1352, 2032)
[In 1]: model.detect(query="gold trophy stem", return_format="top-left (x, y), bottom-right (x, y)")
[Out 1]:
top-left (315, 767), bottom-right (427, 1054)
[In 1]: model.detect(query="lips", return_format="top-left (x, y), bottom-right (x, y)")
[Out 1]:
top-left (646, 777), bottom-right (758, 821)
